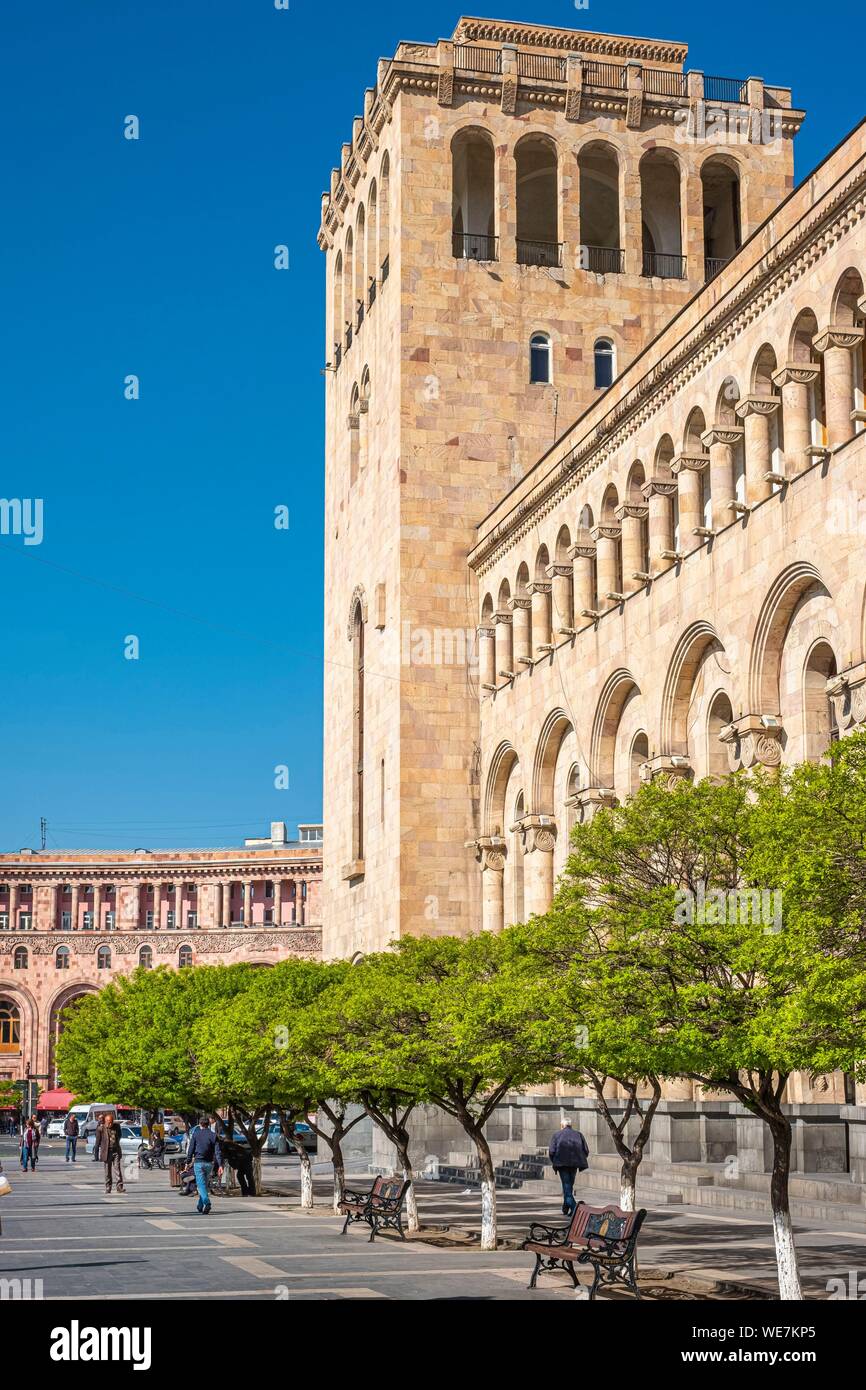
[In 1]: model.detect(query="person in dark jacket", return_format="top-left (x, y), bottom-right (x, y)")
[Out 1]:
top-left (549, 1119), bottom-right (590, 1217)
top-left (64, 1113), bottom-right (80, 1164)
top-left (218, 1135), bottom-right (256, 1197)
top-left (95, 1112), bottom-right (125, 1194)
top-left (186, 1116), bottom-right (223, 1215)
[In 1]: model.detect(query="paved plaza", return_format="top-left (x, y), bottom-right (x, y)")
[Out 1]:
top-left (0, 1139), bottom-right (862, 1301)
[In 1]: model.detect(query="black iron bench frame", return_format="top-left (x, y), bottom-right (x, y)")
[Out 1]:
top-left (523, 1201), bottom-right (646, 1299)
top-left (339, 1175), bottom-right (410, 1242)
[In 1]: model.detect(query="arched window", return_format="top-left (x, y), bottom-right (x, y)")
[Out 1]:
top-left (354, 204), bottom-right (366, 330)
top-left (451, 129), bottom-right (497, 261)
top-left (594, 339), bottom-right (615, 390)
top-left (516, 135), bottom-right (560, 266)
top-left (97, 946), bottom-right (111, 970)
top-left (530, 333), bottom-right (552, 384)
top-left (367, 181), bottom-right (378, 306)
top-left (332, 251), bottom-right (343, 363)
top-left (0, 1000), bottom-right (20, 1052)
top-left (13, 947), bottom-right (27, 970)
top-left (701, 157), bottom-right (741, 280)
top-left (55, 945), bottom-right (70, 970)
top-left (707, 692), bottom-right (734, 782)
top-left (139, 945), bottom-right (153, 970)
top-left (379, 153), bottom-right (391, 280)
top-left (343, 229), bottom-right (354, 351)
top-left (360, 366), bottom-right (371, 472)
top-left (640, 150), bottom-right (684, 278)
top-left (352, 599), bottom-right (366, 866)
top-left (629, 733), bottom-right (649, 797)
top-left (349, 382), bottom-right (361, 485)
top-left (578, 143), bottom-right (622, 273)
top-left (179, 945), bottom-right (193, 968)
top-left (804, 643), bottom-right (839, 761)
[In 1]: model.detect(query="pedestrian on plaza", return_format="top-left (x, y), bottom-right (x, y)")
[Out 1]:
top-left (218, 1134), bottom-right (256, 1197)
top-left (64, 1112), bottom-right (80, 1164)
top-left (40, 1115), bottom-right (50, 1138)
top-left (95, 1111), bottom-right (125, 1194)
top-left (185, 1115), bottom-right (223, 1215)
top-left (19, 1117), bottom-right (39, 1172)
top-left (548, 1118), bottom-right (590, 1218)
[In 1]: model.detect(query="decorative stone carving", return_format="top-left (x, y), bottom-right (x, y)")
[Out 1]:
top-left (526, 581), bottom-right (552, 596)
top-left (735, 395), bottom-right (781, 420)
top-left (346, 584), bottom-right (368, 639)
top-left (827, 663), bottom-right (866, 731)
top-left (812, 325), bottom-right (865, 355)
top-left (641, 479), bottom-right (678, 500)
top-left (639, 755), bottom-right (693, 787)
top-left (567, 543), bottom-right (597, 560)
top-left (771, 362), bottom-right (821, 388)
top-left (719, 715), bottom-right (784, 771)
top-left (590, 524), bottom-right (622, 542)
top-left (671, 453), bottom-right (710, 474)
top-left (701, 424), bottom-right (744, 448)
top-left (614, 503), bottom-right (649, 522)
top-left (476, 836), bottom-right (507, 873)
top-left (0, 929), bottom-right (322, 958)
top-left (501, 76), bottom-right (517, 114)
top-left (507, 595), bottom-right (531, 611)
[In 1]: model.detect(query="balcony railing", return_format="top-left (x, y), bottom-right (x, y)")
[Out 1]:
top-left (454, 43), bottom-right (502, 75)
top-left (517, 52), bottom-right (567, 82)
top-left (453, 231), bottom-right (499, 262)
top-left (704, 75), bottom-right (748, 104)
top-left (381, 254), bottom-right (390, 284)
top-left (580, 245), bottom-right (625, 275)
top-left (643, 68), bottom-right (688, 98)
top-left (642, 251), bottom-right (687, 280)
top-left (583, 60), bottom-right (627, 91)
top-left (704, 256), bottom-right (731, 281)
top-left (517, 238), bottom-right (563, 268)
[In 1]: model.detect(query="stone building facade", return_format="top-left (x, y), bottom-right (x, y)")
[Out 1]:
top-left (0, 824), bottom-right (322, 1087)
top-left (319, 16), bottom-right (803, 961)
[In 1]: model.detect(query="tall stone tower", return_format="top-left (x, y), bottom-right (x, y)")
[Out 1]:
top-left (318, 16), bottom-right (799, 960)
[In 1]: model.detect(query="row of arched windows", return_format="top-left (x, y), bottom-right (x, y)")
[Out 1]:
top-left (333, 152), bottom-right (391, 363)
top-left (452, 129), bottom-right (741, 280)
top-left (480, 268), bottom-right (866, 681)
top-left (7, 944), bottom-right (194, 973)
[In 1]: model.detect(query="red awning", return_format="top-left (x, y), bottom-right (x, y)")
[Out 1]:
top-left (36, 1089), bottom-right (74, 1112)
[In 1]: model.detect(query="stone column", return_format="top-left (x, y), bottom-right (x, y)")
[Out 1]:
top-left (642, 479), bottom-right (676, 570)
top-left (274, 879), bottom-right (283, 926)
top-left (49, 883), bottom-right (59, 931)
top-left (223, 881), bottom-right (232, 927)
top-left (702, 424), bottom-right (742, 525)
top-left (497, 132), bottom-right (518, 265)
top-left (672, 453), bottom-right (710, 540)
top-left (528, 581), bottom-right (552, 654)
top-left (546, 564), bottom-right (574, 634)
top-left (151, 883), bottom-right (161, 930)
top-left (735, 396), bottom-right (779, 504)
top-left (772, 363), bottom-right (820, 472)
top-left (508, 597), bottom-right (531, 666)
top-left (91, 884), bottom-right (102, 933)
top-left (620, 152), bottom-right (642, 277)
top-left (478, 839), bottom-right (507, 934)
top-left (174, 883), bottom-right (183, 932)
top-left (683, 167), bottom-right (704, 285)
top-left (591, 525), bottom-right (622, 604)
top-left (615, 503), bottom-right (648, 590)
top-left (242, 881), bottom-right (252, 927)
top-left (568, 543), bottom-right (596, 617)
top-left (494, 611), bottom-right (513, 678)
top-left (299, 881), bottom-right (307, 926)
top-left (9, 882), bottom-right (19, 930)
top-left (813, 325), bottom-right (864, 448)
top-left (522, 822), bottom-right (557, 917)
top-left (477, 625), bottom-right (496, 688)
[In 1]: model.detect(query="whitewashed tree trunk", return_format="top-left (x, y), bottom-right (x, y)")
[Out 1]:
top-left (619, 1173), bottom-right (636, 1212)
top-left (474, 1133), bottom-right (497, 1251)
top-left (769, 1117), bottom-right (803, 1300)
top-left (296, 1145), bottom-right (313, 1209)
top-left (331, 1148), bottom-right (345, 1215)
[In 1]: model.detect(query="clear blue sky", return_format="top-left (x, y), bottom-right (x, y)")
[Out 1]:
top-left (1, 2), bottom-right (861, 851)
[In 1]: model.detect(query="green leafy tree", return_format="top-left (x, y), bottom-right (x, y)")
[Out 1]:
top-left (540, 769), bottom-right (866, 1300)
top-left (306, 934), bottom-right (554, 1249)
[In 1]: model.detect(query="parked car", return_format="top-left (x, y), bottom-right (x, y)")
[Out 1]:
top-left (46, 1117), bottom-right (67, 1139)
top-left (266, 1121), bottom-right (315, 1154)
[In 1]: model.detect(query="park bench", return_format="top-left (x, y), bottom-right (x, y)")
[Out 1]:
top-left (339, 1175), bottom-right (410, 1242)
top-left (523, 1201), bottom-right (646, 1299)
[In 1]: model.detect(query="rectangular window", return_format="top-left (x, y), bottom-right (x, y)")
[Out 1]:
top-left (106, 912), bottom-right (116, 929)
top-left (82, 912), bottom-right (93, 930)
top-left (264, 908), bottom-right (274, 924)
top-left (18, 913), bottom-right (31, 930)
top-left (187, 912), bottom-right (197, 930)
top-left (0, 914), bottom-right (7, 929)
top-left (61, 911), bottom-right (71, 930)
top-left (167, 911), bottom-right (175, 930)
top-left (146, 911), bottom-right (154, 929)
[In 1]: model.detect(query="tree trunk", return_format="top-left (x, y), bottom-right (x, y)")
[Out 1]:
top-left (768, 1113), bottom-right (803, 1300)
top-left (472, 1128), bottom-right (497, 1251)
top-left (620, 1154), bottom-right (638, 1212)
top-left (331, 1140), bottom-right (345, 1215)
top-left (395, 1141), bottom-right (419, 1232)
top-left (295, 1142), bottom-right (313, 1209)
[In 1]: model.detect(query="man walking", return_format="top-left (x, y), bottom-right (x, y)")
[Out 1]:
top-left (186, 1115), bottom-right (223, 1215)
top-left (19, 1117), bottom-right (39, 1172)
top-left (95, 1111), bottom-right (125, 1194)
top-left (218, 1133), bottom-right (256, 1197)
top-left (549, 1118), bottom-right (590, 1217)
top-left (64, 1112), bottom-right (80, 1164)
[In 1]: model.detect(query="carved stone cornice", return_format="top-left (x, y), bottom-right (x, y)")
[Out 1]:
top-left (568, 543), bottom-right (596, 560)
top-left (614, 502), bottom-right (649, 522)
top-left (590, 524), bottom-right (622, 542)
top-left (826, 662), bottom-right (866, 731)
top-left (476, 625), bottom-right (496, 640)
top-left (493, 610), bottom-right (513, 625)
top-left (545, 563), bottom-right (573, 579)
top-left (0, 929), bottom-right (322, 957)
top-left (735, 395), bottom-right (781, 419)
top-left (719, 715), bottom-right (784, 771)
top-left (702, 424), bottom-right (744, 447)
top-left (812, 324), bottom-right (865, 354)
top-left (772, 361), bottom-right (821, 388)
top-left (507, 596), bottom-right (531, 612)
top-left (671, 453), bottom-right (710, 474)
top-left (451, 17), bottom-right (688, 64)
top-left (527, 581), bottom-right (552, 596)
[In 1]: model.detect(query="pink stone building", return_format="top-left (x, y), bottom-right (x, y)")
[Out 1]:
top-left (0, 823), bottom-right (322, 1088)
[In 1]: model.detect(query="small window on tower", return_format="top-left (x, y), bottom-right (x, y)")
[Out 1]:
top-left (530, 333), bottom-right (552, 384)
top-left (594, 338), bottom-right (615, 390)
